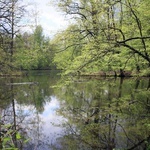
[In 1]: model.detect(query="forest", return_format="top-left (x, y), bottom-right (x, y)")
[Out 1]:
top-left (0, 0), bottom-right (150, 77)
top-left (0, 1), bottom-right (150, 149)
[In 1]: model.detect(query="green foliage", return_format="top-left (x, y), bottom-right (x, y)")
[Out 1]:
top-left (1, 124), bottom-right (23, 150)
top-left (53, 0), bottom-right (150, 75)
top-left (33, 25), bottom-right (44, 48)
top-left (14, 26), bottom-right (53, 70)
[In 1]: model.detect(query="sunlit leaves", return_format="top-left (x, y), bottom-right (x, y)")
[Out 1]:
top-left (52, 0), bottom-right (150, 75)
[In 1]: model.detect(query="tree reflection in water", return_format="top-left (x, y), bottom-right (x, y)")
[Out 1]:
top-left (53, 77), bottom-right (150, 150)
top-left (0, 74), bottom-right (150, 150)
top-left (0, 71), bottom-right (64, 150)
top-left (0, 73), bottom-right (56, 150)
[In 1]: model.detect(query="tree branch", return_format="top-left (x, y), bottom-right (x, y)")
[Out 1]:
top-left (127, 135), bottom-right (150, 150)
top-left (117, 36), bottom-right (150, 43)
top-left (117, 42), bottom-right (150, 63)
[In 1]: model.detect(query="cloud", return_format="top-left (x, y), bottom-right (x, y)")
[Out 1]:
top-left (23, 0), bottom-right (69, 37)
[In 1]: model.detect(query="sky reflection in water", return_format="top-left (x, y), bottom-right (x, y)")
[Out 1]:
top-left (22, 96), bottom-right (65, 150)
top-left (41, 96), bottom-right (65, 138)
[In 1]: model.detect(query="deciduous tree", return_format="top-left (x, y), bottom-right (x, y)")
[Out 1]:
top-left (53, 0), bottom-right (150, 75)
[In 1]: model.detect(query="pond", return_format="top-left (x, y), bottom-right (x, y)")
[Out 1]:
top-left (0, 70), bottom-right (150, 150)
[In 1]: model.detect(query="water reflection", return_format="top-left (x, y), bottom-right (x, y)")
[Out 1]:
top-left (0, 72), bottom-right (150, 150)
top-left (54, 77), bottom-right (150, 150)
top-left (0, 71), bottom-right (64, 150)
top-left (23, 96), bottom-right (65, 150)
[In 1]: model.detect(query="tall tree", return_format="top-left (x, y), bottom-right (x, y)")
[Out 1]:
top-left (14, 26), bottom-right (53, 70)
top-left (0, 0), bottom-right (25, 72)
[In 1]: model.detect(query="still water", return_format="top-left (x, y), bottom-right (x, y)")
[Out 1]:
top-left (0, 70), bottom-right (150, 150)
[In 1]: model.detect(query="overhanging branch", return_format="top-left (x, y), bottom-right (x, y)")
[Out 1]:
top-left (117, 42), bottom-right (150, 63)
top-left (117, 36), bottom-right (150, 43)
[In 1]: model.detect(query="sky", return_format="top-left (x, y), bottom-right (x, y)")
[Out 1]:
top-left (23, 0), bottom-right (69, 37)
